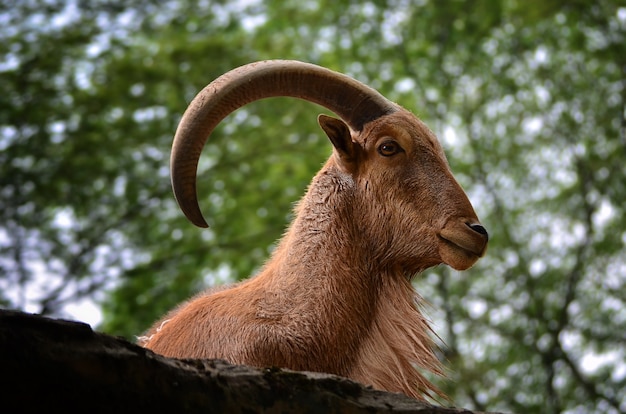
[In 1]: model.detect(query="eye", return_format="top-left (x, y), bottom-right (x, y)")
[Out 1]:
top-left (377, 140), bottom-right (402, 157)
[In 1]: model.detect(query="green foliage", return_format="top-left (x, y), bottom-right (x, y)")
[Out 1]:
top-left (1, 1), bottom-right (625, 412)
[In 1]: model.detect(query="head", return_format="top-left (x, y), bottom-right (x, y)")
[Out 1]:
top-left (318, 111), bottom-right (487, 273)
top-left (170, 60), bottom-right (487, 273)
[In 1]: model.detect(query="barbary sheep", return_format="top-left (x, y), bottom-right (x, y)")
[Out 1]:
top-left (139, 60), bottom-right (488, 400)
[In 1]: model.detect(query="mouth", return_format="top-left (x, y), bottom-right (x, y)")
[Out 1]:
top-left (438, 221), bottom-right (488, 270)
top-left (439, 233), bottom-right (486, 257)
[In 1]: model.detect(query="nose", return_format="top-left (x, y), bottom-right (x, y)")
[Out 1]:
top-left (467, 223), bottom-right (489, 239)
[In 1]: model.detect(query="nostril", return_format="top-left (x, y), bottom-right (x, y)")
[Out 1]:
top-left (467, 223), bottom-right (488, 237)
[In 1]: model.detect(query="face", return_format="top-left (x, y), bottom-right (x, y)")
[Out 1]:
top-left (347, 111), bottom-right (488, 273)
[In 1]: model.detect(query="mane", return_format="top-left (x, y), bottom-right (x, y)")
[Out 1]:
top-left (350, 275), bottom-right (446, 401)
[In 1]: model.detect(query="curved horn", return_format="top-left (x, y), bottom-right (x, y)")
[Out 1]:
top-left (172, 60), bottom-right (399, 227)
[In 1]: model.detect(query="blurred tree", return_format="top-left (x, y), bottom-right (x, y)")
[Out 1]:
top-left (1, 0), bottom-right (624, 412)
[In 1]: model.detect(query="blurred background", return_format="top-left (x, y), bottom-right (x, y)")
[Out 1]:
top-left (1, 0), bottom-right (624, 412)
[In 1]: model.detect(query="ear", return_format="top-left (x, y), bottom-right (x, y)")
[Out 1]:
top-left (317, 114), bottom-right (357, 163)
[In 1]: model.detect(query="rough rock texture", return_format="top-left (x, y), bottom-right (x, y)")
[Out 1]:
top-left (0, 309), bottom-right (499, 413)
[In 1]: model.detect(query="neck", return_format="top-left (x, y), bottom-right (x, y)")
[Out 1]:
top-left (251, 165), bottom-right (443, 399)
top-left (248, 167), bottom-right (374, 368)
top-left (276, 167), bottom-right (378, 292)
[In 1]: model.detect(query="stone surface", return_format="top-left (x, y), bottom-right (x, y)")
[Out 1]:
top-left (0, 309), bottom-right (497, 413)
